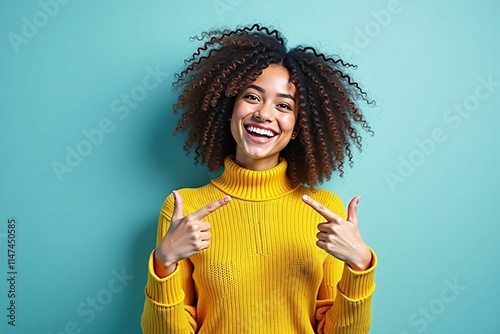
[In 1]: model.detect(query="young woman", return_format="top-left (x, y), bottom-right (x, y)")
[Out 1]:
top-left (142, 24), bottom-right (377, 333)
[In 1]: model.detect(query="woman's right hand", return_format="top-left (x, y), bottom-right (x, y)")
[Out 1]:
top-left (154, 190), bottom-right (231, 277)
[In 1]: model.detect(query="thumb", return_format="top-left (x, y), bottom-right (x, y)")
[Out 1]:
top-left (347, 196), bottom-right (361, 224)
top-left (171, 190), bottom-right (184, 221)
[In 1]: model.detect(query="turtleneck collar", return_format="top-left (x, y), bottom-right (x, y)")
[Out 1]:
top-left (211, 156), bottom-right (299, 201)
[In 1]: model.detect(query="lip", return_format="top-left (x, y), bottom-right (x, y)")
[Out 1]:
top-left (245, 123), bottom-right (279, 135)
top-left (244, 123), bottom-right (279, 144)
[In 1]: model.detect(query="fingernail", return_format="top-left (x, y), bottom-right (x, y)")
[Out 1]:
top-left (172, 191), bottom-right (177, 202)
top-left (302, 195), bottom-right (310, 201)
top-left (223, 196), bottom-right (231, 203)
top-left (356, 197), bottom-right (361, 205)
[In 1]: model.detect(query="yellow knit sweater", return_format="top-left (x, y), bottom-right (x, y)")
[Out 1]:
top-left (142, 157), bottom-right (376, 333)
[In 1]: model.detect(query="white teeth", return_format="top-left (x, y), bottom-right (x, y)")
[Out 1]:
top-left (246, 126), bottom-right (276, 138)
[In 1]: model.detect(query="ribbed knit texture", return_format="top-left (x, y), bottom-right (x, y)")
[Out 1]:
top-left (142, 157), bottom-right (376, 334)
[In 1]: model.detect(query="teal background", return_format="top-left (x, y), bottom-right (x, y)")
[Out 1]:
top-left (1, 0), bottom-right (499, 333)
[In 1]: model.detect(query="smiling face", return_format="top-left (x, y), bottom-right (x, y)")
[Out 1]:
top-left (230, 64), bottom-right (297, 171)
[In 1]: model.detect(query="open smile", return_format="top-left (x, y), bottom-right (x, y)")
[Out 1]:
top-left (244, 125), bottom-right (278, 139)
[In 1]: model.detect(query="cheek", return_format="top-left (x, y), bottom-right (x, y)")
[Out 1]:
top-left (231, 100), bottom-right (244, 119)
top-left (230, 101), bottom-right (251, 128)
top-left (282, 114), bottom-right (297, 130)
top-left (230, 106), bottom-right (241, 138)
top-left (230, 120), bottom-right (237, 138)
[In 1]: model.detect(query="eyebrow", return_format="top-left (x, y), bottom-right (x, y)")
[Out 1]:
top-left (246, 84), bottom-right (296, 102)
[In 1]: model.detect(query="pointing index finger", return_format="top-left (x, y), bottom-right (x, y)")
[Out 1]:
top-left (302, 194), bottom-right (340, 221)
top-left (190, 195), bottom-right (231, 221)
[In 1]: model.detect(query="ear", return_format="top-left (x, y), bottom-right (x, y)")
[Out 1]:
top-left (291, 127), bottom-right (300, 139)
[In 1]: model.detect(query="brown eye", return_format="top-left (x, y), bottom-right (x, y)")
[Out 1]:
top-left (278, 103), bottom-right (292, 110)
top-left (244, 94), bottom-right (260, 102)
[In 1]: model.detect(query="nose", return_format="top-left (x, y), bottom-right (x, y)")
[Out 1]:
top-left (254, 104), bottom-right (274, 122)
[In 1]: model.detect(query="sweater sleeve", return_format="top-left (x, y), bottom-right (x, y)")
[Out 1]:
top-left (141, 194), bottom-right (198, 334)
top-left (316, 250), bottom-right (377, 333)
top-left (314, 192), bottom-right (377, 334)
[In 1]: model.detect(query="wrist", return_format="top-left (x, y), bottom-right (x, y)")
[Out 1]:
top-left (154, 247), bottom-right (176, 266)
top-left (153, 250), bottom-right (177, 277)
top-left (347, 246), bottom-right (372, 271)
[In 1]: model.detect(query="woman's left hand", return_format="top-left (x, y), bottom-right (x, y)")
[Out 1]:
top-left (302, 195), bottom-right (372, 271)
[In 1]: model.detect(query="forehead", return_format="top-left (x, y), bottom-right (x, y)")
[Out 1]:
top-left (249, 64), bottom-right (296, 95)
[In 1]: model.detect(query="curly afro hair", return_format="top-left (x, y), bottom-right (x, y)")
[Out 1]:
top-left (173, 24), bottom-right (373, 189)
